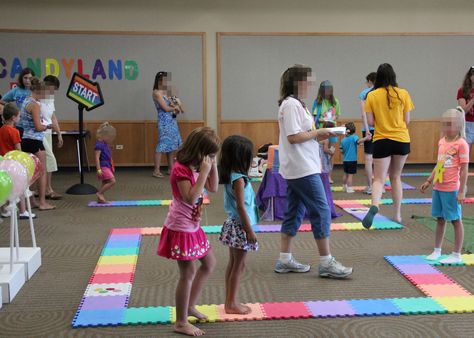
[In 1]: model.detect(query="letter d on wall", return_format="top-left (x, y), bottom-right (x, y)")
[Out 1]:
top-left (124, 60), bottom-right (139, 80)
top-left (45, 58), bottom-right (60, 76)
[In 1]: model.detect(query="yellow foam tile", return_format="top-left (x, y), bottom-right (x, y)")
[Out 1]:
top-left (461, 254), bottom-right (474, 265)
top-left (161, 200), bottom-right (171, 206)
top-left (342, 223), bottom-right (366, 230)
top-left (97, 255), bottom-right (138, 265)
top-left (171, 305), bottom-right (219, 323)
top-left (434, 296), bottom-right (474, 313)
top-left (141, 227), bottom-right (163, 235)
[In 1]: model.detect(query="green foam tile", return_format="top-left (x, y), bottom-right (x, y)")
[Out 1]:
top-left (373, 222), bottom-right (404, 230)
top-left (101, 247), bottom-right (140, 256)
top-left (123, 306), bottom-right (172, 325)
top-left (201, 225), bottom-right (223, 234)
top-left (391, 297), bottom-right (447, 315)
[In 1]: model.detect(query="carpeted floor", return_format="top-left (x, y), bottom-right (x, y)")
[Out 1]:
top-left (0, 165), bottom-right (473, 338)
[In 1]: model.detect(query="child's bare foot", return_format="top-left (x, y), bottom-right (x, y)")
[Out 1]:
top-left (224, 303), bottom-right (251, 315)
top-left (96, 193), bottom-right (107, 204)
top-left (188, 306), bottom-right (208, 320)
top-left (174, 322), bottom-right (205, 336)
top-left (39, 203), bottom-right (56, 211)
top-left (393, 215), bottom-right (402, 223)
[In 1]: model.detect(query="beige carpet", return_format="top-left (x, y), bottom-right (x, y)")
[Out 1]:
top-left (0, 166), bottom-right (473, 337)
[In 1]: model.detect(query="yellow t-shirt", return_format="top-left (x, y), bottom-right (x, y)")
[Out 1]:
top-left (364, 86), bottom-right (414, 143)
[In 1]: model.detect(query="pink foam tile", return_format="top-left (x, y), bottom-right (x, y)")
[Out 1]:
top-left (140, 227), bottom-right (163, 235)
top-left (417, 284), bottom-right (472, 297)
top-left (216, 304), bottom-right (265, 321)
top-left (94, 264), bottom-right (136, 275)
top-left (405, 273), bottom-right (455, 285)
top-left (340, 204), bottom-right (367, 209)
top-left (330, 223), bottom-right (347, 231)
top-left (299, 224), bottom-right (312, 232)
top-left (261, 302), bottom-right (312, 319)
top-left (110, 228), bottom-right (143, 235)
top-left (89, 273), bottom-right (134, 284)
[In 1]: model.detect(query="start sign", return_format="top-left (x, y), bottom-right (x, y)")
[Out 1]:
top-left (66, 72), bottom-right (104, 111)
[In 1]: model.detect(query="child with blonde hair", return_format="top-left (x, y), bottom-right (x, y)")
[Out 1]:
top-left (420, 108), bottom-right (469, 264)
top-left (95, 122), bottom-right (116, 203)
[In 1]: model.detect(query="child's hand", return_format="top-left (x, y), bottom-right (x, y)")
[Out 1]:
top-left (420, 181), bottom-right (430, 193)
top-left (457, 191), bottom-right (465, 204)
top-left (97, 168), bottom-right (102, 177)
top-left (246, 229), bottom-right (257, 244)
top-left (200, 156), bottom-right (212, 176)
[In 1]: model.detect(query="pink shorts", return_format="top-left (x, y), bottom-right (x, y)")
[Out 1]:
top-left (98, 167), bottom-right (115, 181)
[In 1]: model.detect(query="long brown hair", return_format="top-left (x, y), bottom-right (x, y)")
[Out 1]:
top-left (278, 64), bottom-right (312, 106)
top-left (176, 127), bottom-right (220, 167)
top-left (461, 67), bottom-right (474, 99)
top-left (315, 81), bottom-right (336, 106)
top-left (373, 63), bottom-right (401, 109)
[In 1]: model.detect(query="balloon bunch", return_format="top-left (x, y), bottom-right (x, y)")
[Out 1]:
top-left (0, 150), bottom-right (42, 205)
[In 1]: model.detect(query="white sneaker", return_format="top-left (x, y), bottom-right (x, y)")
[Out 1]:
top-left (363, 186), bottom-right (372, 194)
top-left (318, 257), bottom-right (353, 278)
top-left (439, 253), bottom-right (462, 264)
top-left (346, 186), bottom-right (355, 193)
top-left (426, 251), bottom-right (441, 261)
top-left (1, 211), bottom-right (11, 218)
top-left (19, 211), bottom-right (37, 220)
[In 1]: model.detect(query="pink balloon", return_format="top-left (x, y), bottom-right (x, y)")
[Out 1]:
top-left (29, 154), bottom-right (42, 185)
top-left (0, 159), bottom-right (28, 201)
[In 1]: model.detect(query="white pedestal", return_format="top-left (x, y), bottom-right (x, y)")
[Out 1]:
top-left (0, 247), bottom-right (41, 280)
top-left (0, 264), bottom-right (26, 303)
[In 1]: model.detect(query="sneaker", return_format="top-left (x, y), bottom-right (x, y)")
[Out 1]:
top-left (346, 186), bottom-right (355, 193)
top-left (362, 205), bottom-right (378, 229)
top-left (318, 257), bottom-right (353, 278)
top-left (19, 211), bottom-right (37, 220)
top-left (426, 251), bottom-right (441, 261)
top-left (439, 253), bottom-right (462, 264)
top-left (363, 186), bottom-right (372, 195)
top-left (1, 211), bottom-right (11, 218)
top-left (274, 258), bottom-right (311, 273)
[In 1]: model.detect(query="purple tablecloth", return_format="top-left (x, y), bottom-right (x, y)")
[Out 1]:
top-left (256, 170), bottom-right (341, 221)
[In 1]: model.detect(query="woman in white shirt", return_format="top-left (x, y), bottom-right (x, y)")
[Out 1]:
top-left (274, 65), bottom-right (352, 279)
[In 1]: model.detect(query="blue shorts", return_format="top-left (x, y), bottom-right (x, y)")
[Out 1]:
top-left (432, 190), bottom-right (462, 221)
top-left (465, 121), bottom-right (474, 144)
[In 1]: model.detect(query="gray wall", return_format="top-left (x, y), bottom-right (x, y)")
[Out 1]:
top-left (220, 35), bottom-right (473, 120)
top-left (0, 32), bottom-right (204, 120)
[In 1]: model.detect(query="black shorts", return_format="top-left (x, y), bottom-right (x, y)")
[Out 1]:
top-left (362, 130), bottom-right (374, 155)
top-left (343, 161), bottom-right (357, 174)
top-left (21, 138), bottom-right (45, 154)
top-left (373, 139), bottom-right (410, 159)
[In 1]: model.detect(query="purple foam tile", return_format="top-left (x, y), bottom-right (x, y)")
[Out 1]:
top-left (258, 224), bottom-right (282, 232)
top-left (88, 201), bottom-right (112, 207)
top-left (395, 264), bottom-right (441, 275)
top-left (107, 234), bottom-right (141, 242)
top-left (80, 295), bottom-right (128, 310)
top-left (306, 300), bottom-right (355, 318)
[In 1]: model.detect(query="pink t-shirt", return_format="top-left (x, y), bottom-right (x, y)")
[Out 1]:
top-left (434, 137), bottom-right (469, 192)
top-left (164, 161), bottom-right (203, 233)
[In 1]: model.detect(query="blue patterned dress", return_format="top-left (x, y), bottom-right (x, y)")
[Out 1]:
top-left (155, 95), bottom-right (182, 153)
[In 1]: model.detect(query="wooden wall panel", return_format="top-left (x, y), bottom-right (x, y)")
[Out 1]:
top-left (54, 120), bottom-right (205, 167)
top-left (219, 120), bottom-right (441, 164)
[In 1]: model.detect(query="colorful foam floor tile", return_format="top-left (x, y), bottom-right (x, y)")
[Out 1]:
top-left (349, 299), bottom-right (400, 316)
top-left (417, 284), bottom-right (471, 297)
top-left (73, 308), bottom-right (126, 328)
top-left (391, 297), bottom-right (447, 314)
top-left (261, 302), bottom-right (312, 319)
top-left (79, 295), bottom-right (129, 310)
top-left (305, 300), bottom-right (355, 318)
top-left (171, 304), bottom-right (219, 323)
top-left (123, 306), bottom-right (172, 325)
top-left (84, 283), bottom-right (132, 297)
top-left (433, 296), bottom-right (474, 313)
top-left (216, 304), bottom-right (266, 321)
top-left (88, 198), bottom-right (209, 208)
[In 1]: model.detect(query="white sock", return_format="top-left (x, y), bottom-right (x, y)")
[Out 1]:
top-left (320, 255), bottom-right (332, 266)
top-left (426, 248), bottom-right (442, 260)
top-left (451, 252), bottom-right (461, 258)
top-left (433, 248), bottom-right (442, 254)
top-left (279, 252), bottom-right (292, 263)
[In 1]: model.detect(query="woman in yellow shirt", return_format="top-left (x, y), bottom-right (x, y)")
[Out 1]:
top-left (362, 63), bottom-right (414, 228)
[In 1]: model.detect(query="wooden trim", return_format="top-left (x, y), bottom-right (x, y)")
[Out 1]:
top-left (0, 28), bottom-right (205, 36)
top-left (217, 32), bottom-right (474, 37)
top-left (216, 32), bottom-right (222, 135)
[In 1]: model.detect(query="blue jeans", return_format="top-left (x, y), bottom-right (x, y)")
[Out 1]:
top-left (281, 174), bottom-right (331, 239)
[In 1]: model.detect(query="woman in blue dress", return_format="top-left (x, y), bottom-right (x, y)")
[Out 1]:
top-left (152, 71), bottom-right (183, 178)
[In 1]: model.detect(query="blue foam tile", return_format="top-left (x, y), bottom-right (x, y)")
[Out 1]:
top-left (101, 247), bottom-right (140, 256)
top-left (104, 240), bottom-right (141, 249)
top-left (385, 255), bottom-right (428, 265)
top-left (349, 299), bottom-right (400, 316)
top-left (72, 309), bottom-right (126, 327)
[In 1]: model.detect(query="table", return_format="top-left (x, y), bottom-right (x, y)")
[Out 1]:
top-left (53, 130), bottom-right (91, 172)
top-left (256, 170), bottom-right (341, 221)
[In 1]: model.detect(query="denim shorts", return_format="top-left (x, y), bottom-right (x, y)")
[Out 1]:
top-left (466, 121), bottom-right (474, 144)
top-left (281, 174), bottom-right (331, 239)
top-left (432, 189), bottom-right (462, 221)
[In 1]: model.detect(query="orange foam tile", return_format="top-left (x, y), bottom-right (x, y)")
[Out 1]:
top-left (94, 264), bottom-right (136, 275)
top-left (418, 284), bottom-right (472, 297)
top-left (216, 303), bottom-right (266, 321)
top-left (330, 223), bottom-right (347, 231)
top-left (141, 227), bottom-right (163, 235)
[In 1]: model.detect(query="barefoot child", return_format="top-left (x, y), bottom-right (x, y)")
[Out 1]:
top-left (420, 108), bottom-right (469, 264)
top-left (218, 135), bottom-right (259, 315)
top-left (94, 122), bottom-right (116, 203)
top-left (157, 127), bottom-right (220, 336)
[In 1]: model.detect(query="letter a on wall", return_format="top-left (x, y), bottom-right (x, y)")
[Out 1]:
top-left (66, 72), bottom-right (104, 111)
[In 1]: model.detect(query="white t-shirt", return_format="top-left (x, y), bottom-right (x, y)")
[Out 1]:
top-left (278, 97), bottom-right (321, 179)
top-left (40, 98), bottom-right (55, 134)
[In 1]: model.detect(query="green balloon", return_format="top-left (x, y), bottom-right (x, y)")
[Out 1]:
top-left (0, 170), bottom-right (13, 205)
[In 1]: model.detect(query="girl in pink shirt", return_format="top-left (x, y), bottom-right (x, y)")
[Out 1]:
top-left (157, 127), bottom-right (220, 337)
top-left (420, 108), bottom-right (469, 264)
